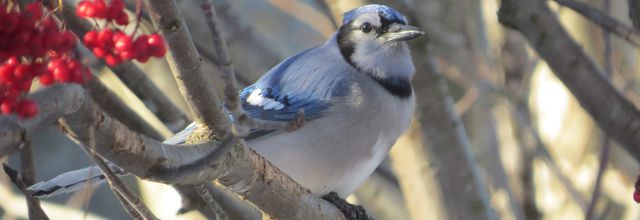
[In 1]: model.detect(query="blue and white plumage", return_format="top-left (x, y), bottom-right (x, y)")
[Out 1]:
top-left (28, 4), bottom-right (423, 198)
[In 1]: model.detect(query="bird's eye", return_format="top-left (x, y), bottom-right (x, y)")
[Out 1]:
top-left (360, 22), bottom-right (373, 33)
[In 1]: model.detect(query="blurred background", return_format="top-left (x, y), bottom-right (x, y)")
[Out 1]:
top-left (2, 0), bottom-right (640, 219)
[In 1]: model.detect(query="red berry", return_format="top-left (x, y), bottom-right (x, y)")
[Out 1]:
top-left (17, 99), bottom-right (38, 118)
top-left (92, 0), bottom-right (107, 18)
top-left (19, 79), bottom-right (32, 91)
top-left (133, 35), bottom-right (150, 56)
top-left (14, 64), bottom-right (31, 80)
top-left (5, 87), bottom-right (20, 99)
top-left (84, 30), bottom-right (99, 48)
top-left (47, 31), bottom-right (65, 47)
top-left (92, 47), bottom-right (108, 58)
top-left (39, 73), bottom-right (54, 85)
top-left (98, 29), bottom-right (114, 47)
top-left (52, 66), bottom-right (70, 82)
top-left (14, 30), bottom-right (32, 45)
top-left (118, 50), bottom-right (135, 60)
top-left (147, 34), bottom-right (164, 47)
top-left (31, 63), bottom-right (45, 76)
top-left (41, 17), bottom-right (58, 33)
top-left (0, 64), bottom-right (16, 84)
top-left (114, 34), bottom-right (132, 51)
top-left (26, 3), bottom-right (43, 19)
top-left (0, 98), bottom-right (16, 115)
top-left (76, 1), bottom-right (91, 17)
top-left (47, 59), bottom-right (64, 71)
top-left (136, 54), bottom-right (150, 62)
top-left (5, 57), bottom-right (19, 67)
top-left (150, 44), bottom-right (167, 57)
top-left (105, 54), bottom-right (122, 66)
top-left (115, 11), bottom-right (128, 25)
top-left (57, 31), bottom-right (77, 52)
top-left (69, 59), bottom-right (81, 70)
top-left (110, 0), bottom-right (125, 11)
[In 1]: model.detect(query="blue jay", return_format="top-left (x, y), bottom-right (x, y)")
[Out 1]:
top-left (29, 4), bottom-right (422, 199)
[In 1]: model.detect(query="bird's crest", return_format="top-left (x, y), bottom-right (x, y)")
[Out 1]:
top-left (342, 4), bottom-right (407, 25)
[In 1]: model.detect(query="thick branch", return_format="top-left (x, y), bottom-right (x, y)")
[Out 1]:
top-left (143, 0), bottom-right (229, 135)
top-left (499, 0), bottom-right (640, 161)
top-left (13, 85), bottom-right (342, 219)
top-left (0, 85), bottom-right (85, 156)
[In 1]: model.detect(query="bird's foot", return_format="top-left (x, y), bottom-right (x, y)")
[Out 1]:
top-left (322, 192), bottom-right (372, 220)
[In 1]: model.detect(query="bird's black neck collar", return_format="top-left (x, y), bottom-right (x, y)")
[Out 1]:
top-left (370, 76), bottom-right (413, 98)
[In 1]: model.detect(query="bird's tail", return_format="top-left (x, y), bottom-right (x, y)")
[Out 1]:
top-left (28, 122), bottom-right (196, 198)
top-left (27, 162), bottom-right (127, 198)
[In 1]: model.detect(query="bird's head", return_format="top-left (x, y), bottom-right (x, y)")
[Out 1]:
top-left (337, 4), bottom-right (423, 79)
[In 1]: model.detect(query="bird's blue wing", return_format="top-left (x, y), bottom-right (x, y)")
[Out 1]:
top-left (239, 46), bottom-right (337, 123)
top-left (240, 85), bottom-right (330, 122)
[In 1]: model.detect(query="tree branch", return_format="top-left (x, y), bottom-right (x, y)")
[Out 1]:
top-left (1, 84), bottom-right (342, 219)
top-left (499, 0), bottom-right (640, 161)
top-left (143, 0), bottom-right (229, 135)
top-left (551, 0), bottom-right (640, 47)
top-left (0, 85), bottom-right (85, 156)
top-left (194, 183), bottom-right (228, 220)
top-left (81, 130), bottom-right (159, 220)
top-left (2, 164), bottom-right (50, 220)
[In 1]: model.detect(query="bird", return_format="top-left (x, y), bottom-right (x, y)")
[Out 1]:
top-left (28, 4), bottom-right (423, 199)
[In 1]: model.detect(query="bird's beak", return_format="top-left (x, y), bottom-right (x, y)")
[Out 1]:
top-left (383, 25), bottom-right (424, 43)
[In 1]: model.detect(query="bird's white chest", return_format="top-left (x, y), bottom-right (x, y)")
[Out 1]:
top-left (248, 80), bottom-right (415, 197)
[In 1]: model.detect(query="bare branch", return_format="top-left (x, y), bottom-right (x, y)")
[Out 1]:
top-left (80, 127), bottom-right (159, 220)
top-left (630, 0), bottom-right (640, 28)
top-left (19, 140), bottom-right (35, 185)
top-left (552, 0), bottom-right (640, 47)
top-left (194, 184), bottom-right (228, 220)
top-left (587, 5), bottom-right (614, 216)
top-left (499, 0), bottom-right (640, 161)
top-left (1, 83), bottom-right (342, 218)
top-left (0, 85), bottom-right (85, 156)
top-left (143, 0), bottom-right (229, 135)
top-left (2, 164), bottom-right (50, 220)
top-left (174, 184), bottom-right (262, 219)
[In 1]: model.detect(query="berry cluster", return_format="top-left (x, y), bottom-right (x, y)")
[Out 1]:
top-left (0, 2), bottom-right (90, 118)
top-left (76, 0), bottom-right (128, 25)
top-left (77, 0), bottom-right (167, 66)
top-left (83, 29), bottom-right (166, 66)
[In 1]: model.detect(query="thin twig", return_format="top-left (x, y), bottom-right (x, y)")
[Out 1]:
top-left (82, 127), bottom-right (159, 220)
top-left (586, 3), bottom-right (614, 216)
top-left (2, 164), bottom-right (50, 220)
top-left (513, 102), bottom-right (589, 211)
top-left (199, 0), bottom-right (304, 137)
top-left (19, 140), bottom-right (35, 186)
top-left (552, 0), bottom-right (640, 47)
top-left (195, 184), bottom-right (228, 220)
